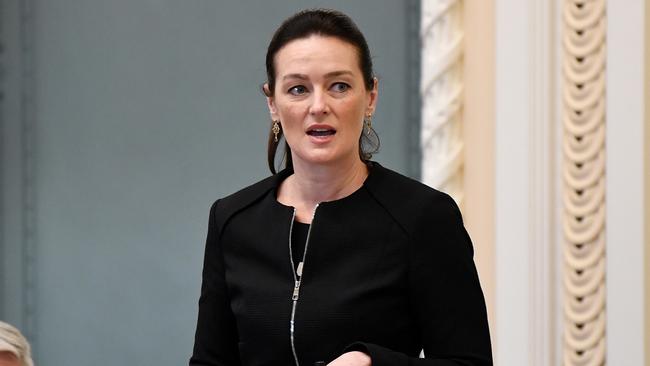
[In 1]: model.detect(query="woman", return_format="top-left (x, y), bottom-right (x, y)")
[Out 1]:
top-left (190, 9), bottom-right (492, 366)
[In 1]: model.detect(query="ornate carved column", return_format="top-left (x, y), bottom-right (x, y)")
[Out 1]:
top-left (420, 0), bottom-right (464, 204)
top-left (562, 0), bottom-right (606, 364)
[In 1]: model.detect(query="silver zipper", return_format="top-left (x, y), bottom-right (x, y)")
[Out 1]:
top-left (288, 204), bottom-right (319, 366)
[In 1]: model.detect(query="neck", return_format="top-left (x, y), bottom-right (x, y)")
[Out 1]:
top-left (283, 157), bottom-right (369, 207)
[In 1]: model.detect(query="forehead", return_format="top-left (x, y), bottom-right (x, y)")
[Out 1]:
top-left (274, 35), bottom-right (361, 77)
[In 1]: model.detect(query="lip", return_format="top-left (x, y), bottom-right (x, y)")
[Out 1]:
top-left (305, 124), bottom-right (337, 143)
top-left (305, 124), bottom-right (336, 133)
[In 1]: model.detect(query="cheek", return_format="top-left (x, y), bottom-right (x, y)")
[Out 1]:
top-left (337, 100), bottom-right (365, 129)
top-left (277, 106), bottom-right (306, 140)
top-left (277, 103), bottom-right (305, 123)
top-left (339, 94), bottom-right (366, 116)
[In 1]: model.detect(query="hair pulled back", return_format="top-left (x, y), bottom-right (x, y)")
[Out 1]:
top-left (264, 9), bottom-right (379, 174)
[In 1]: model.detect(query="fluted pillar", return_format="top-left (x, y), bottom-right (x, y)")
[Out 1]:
top-left (420, 0), bottom-right (464, 204)
top-left (562, 1), bottom-right (607, 364)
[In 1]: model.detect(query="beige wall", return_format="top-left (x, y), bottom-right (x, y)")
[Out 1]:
top-left (462, 0), bottom-right (496, 349)
top-left (637, 4), bottom-right (649, 364)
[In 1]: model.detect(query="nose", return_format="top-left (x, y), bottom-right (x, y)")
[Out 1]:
top-left (309, 89), bottom-right (329, 116)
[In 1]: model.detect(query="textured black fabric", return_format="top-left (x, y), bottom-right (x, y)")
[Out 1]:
top-left (189, 162), bottom-right (492, 366)
top-left (291, 222), bottom-right (309, 272)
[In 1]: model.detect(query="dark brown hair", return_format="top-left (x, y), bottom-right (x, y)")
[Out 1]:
top-left (264, 9), bottom-right (379, 174)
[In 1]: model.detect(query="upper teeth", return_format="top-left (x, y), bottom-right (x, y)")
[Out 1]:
top-left (313, 129), bottom-right (328, 132)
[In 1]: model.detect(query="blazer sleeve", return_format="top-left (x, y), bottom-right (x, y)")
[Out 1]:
top-left (345, 193), bottom-right (493, 365)
top-left (190, 200), bottom-right (241, 366)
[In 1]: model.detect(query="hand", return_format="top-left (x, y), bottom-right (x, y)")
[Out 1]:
top-left (327, 351), bottom-right (371, 366)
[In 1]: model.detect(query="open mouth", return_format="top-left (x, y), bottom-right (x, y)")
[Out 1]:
top-left (306, 128), bottom-right (336, 137)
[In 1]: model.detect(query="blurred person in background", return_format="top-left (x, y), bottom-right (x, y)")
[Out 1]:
top-left (0, 321), bottom-right (33, 366)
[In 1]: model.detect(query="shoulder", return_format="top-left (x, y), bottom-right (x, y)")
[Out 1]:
top-left (365, 162), bottom-right (462, 233)
top-left (209, 171), bottom-right (286, 229)
top-left (366, 162), bottom-right (473, 257)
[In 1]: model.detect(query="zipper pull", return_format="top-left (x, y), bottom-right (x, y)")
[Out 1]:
top-left (297, 261), bottom-right (304, 277)
top-left (292, 280), bottom-right (301, 300)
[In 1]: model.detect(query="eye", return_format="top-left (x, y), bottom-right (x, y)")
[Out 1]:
top-left (288, 85), bottom-right (307, 95)
top-left (330, 82), bottom-right (350, 93)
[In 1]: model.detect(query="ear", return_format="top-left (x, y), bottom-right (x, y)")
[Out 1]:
top-left (365, 77), bottom-right (379, 116)
top-left (263, 83), bottom-right (280, 121)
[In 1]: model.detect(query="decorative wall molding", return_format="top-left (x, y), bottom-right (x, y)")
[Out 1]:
top-left (495, 0), bottom-right (563, 364)
top-left (419, 0), bottom-right (464, 204)
top-left (528, 0), bottom-right (559, 364)
top-left (562, 0), bottom-right (607, 364)
top-left (604, 0), bottom-right (646, 363)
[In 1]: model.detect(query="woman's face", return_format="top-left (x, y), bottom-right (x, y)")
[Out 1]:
top-left (266, 35), bottom-right (377, 168)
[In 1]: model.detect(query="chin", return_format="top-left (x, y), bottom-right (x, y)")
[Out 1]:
top-left (290, 141), bottom-right (363, 166)
top-left (297, 151), bottom-right (361, 168)
top-left (301, 155), bottom-right (339, 166)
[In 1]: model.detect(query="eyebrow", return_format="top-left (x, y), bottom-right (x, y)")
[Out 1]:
top-left (282, 70), bottom-right (355, 81)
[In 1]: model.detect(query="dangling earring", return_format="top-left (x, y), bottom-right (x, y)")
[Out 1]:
top-left (364, 114), bottom-right (372, 135)
top-left (272, 120), bottom-right (281, 142)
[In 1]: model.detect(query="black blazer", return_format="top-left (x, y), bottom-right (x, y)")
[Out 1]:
top-left (190, 162), bottom-right (492, 366)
